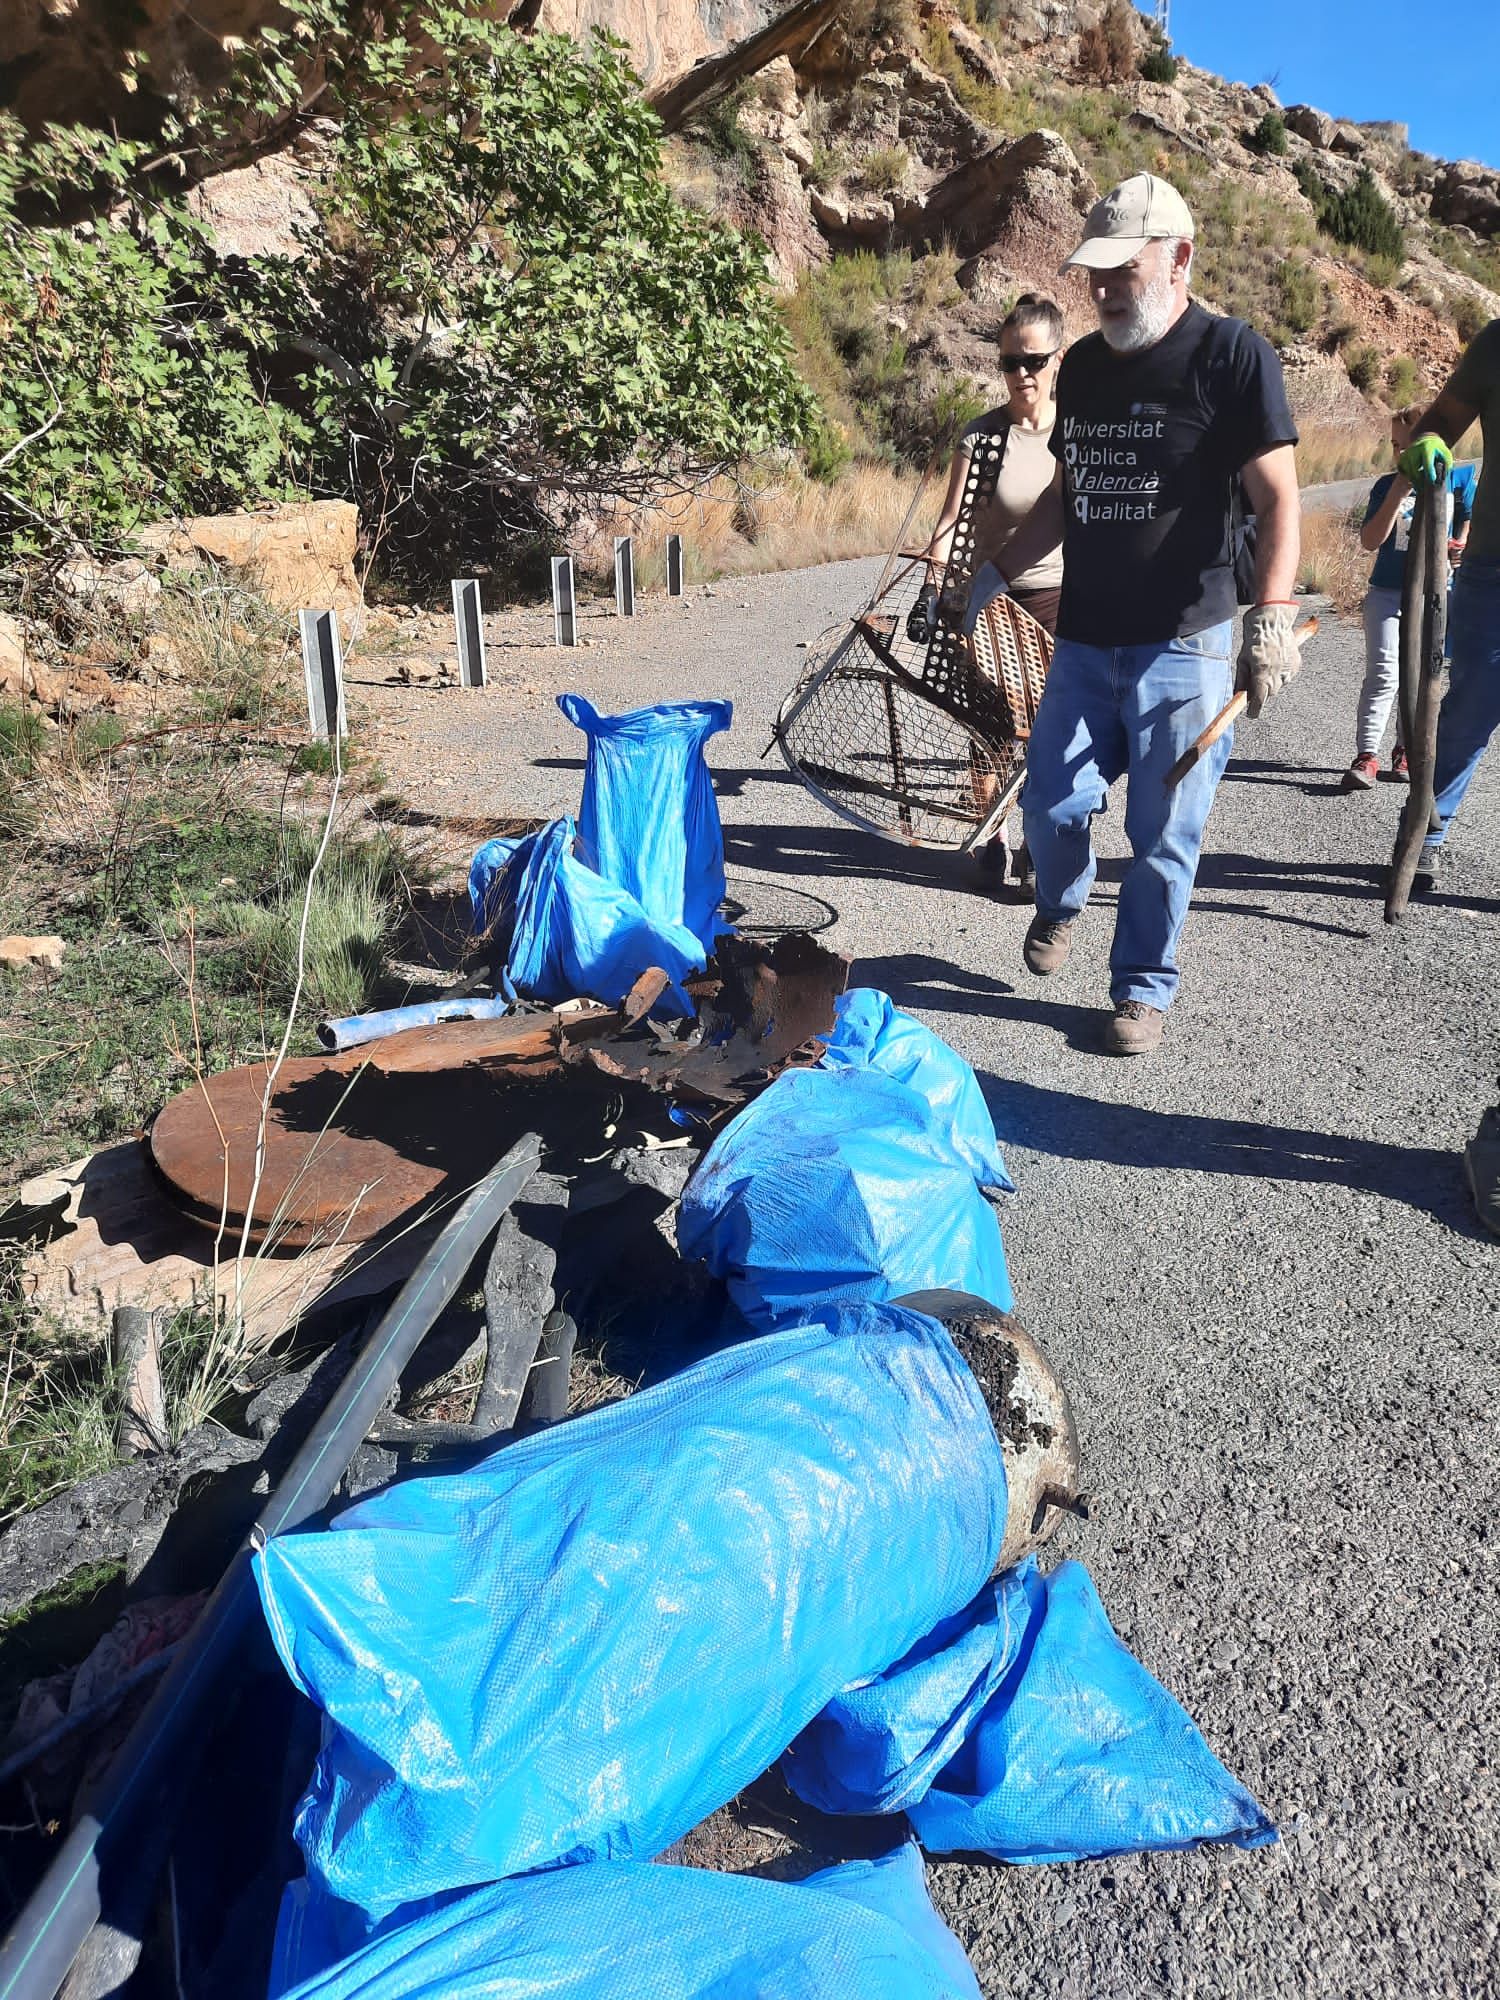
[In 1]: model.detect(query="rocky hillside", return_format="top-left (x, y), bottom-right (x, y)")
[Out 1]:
top-left (7, 0), bottom-right (1497, 469)
top-left (649, 0), bottom-right (1499, 458)
top-left (0, 0), bottom-right (777, 129)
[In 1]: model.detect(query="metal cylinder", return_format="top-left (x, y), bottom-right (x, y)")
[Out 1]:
top-left (893, 1289), bottom-right (1083, 1571)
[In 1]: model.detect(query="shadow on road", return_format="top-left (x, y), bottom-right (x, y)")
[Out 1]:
top-left (723, 820), bottom-right (1002, 900)
top-left (1189, 895), bottom-right (1374, 942)
top-left (531, 758), bottom-right (806, 800)
top-left (1198, 851), bottom-right (1500, 919)
top-left (1220, 756), bottom-right (1348, 797)
top-left (851, 955), bottom-right (1127, 1055)
top-left (980, 1075), bottom-right (1484, 1234)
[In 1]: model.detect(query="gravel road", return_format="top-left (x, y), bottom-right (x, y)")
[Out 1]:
top-left (357, 565), bottom-right (1499, 2000)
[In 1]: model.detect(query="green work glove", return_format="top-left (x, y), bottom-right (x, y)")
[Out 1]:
top-left (1397, 435), bottom-right (1453, 487)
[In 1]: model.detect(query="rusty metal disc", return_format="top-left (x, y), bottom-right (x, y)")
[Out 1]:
top-left (149, 1012), bottom-right (595, 1249)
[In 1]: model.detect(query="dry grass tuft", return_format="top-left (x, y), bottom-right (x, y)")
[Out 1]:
top-left (1296, 424), bottom-right (1390, 487)
top-left (1299, 508), bottom-right (1369, 614)
top-left (605, 463), bottom-right (940, 588)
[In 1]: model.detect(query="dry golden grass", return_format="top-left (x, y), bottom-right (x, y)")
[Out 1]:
top-left (1296, 423), bottom-right (1389, 487)
top-left (597, 437), bottom-right (1408, 601)
top-left (601, 462), bottom-right (941, 588)
top-left (1299, 508), bottom-right (1370, 614)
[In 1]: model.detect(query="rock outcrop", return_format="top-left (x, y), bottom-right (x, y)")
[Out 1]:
top-left (186, 149), bottom-right (322, 261)
top-left (139, 500), bottom-right (364, 616)
top-left (1430, 161), bottom-right (1500, 241)
top-left (1284, 104), bottom-right (1338, 150)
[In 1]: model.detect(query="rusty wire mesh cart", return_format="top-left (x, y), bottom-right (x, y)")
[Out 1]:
top-left (773, 435), bottom-right (1053, 863)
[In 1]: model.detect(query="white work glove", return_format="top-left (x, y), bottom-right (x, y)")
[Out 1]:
top-left (1236, 602), bottom-right (1301, 719)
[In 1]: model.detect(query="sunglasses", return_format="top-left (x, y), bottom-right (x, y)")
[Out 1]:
top-left (999, 350), bottom-right (1057, 374)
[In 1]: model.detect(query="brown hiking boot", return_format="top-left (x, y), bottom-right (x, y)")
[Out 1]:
top-left (1023, 914), bottom-right (1073, 976)
top-left (1104, 999), bottom-right (1164, 1056)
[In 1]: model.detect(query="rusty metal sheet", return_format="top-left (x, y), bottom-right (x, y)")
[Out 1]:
top-left (149, 1007), bottom-right (611, 1249)
top-left (561, 933), bottom-right (851, 1107)
top-left (150, 940), bottom-right (847, 1247)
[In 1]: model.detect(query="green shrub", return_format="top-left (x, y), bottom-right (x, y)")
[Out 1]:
top-left (1249, 111), bottom-right (1288, 155)
top-left (1429, 226), bottom-right (1500, 302)
top-left (1140, 44), bottom-right (1180, 85)
top-left (689, 84), bottom-right (759, 170)
top-left (784, 250), bottom-right (987, 470)
top-left (804, 418), bottom-right (853, 484)
top-left (1346, 342), bottom-right (1383, 393)
top-left (1362, 250), bottom-right (1403, 289)
top-left (842, 0), bottom-right (919, 49)
top-left (921, 20), bottom-right (1016, 128)
top-left (1275, 260), bottom-right (1325, 338)
top-left (1386, 355), bottom-right (1421, 405)
top-left (1454, 293), bottom-right (1491, 344)
top-left (216, 824), bottom-right (407, 1020)
top-left (1295, 162), bottom-right (1405, 264)
top-left (0, 1263), bottom-right (118, 1525)
top-left (0, 126), bottom-right (307, 557)
top-left (0, 702), bottom-right (45, 776)
top-left (855, 145), bottom-right (912, 196)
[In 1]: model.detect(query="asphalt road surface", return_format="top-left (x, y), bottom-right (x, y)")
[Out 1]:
top-left (1300, 461), bottom-right (1482, 516)
top-left (361, 565), bottom-right (1499, 2000)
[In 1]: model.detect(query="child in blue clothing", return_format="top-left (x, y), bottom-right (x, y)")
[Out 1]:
top-left (1345, 405), bottom-right (1476, 791)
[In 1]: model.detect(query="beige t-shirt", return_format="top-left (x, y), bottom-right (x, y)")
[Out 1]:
top-left (959, 412), bottom-right (1064, 591)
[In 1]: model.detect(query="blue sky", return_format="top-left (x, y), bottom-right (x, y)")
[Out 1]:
top-left (1157, 2), bottom-right (1499, 168)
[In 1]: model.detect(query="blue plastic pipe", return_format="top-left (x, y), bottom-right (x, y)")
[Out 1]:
top-left (317, 993), bottom-right (511, 1054)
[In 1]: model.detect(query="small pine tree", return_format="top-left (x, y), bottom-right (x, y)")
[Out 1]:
top-left (1140, 28), bottom-right (1179, 84)
top-left (1250, 111), bottom-right (1288, 156)
top-left (1297, 162), bottom-right (1405, 265)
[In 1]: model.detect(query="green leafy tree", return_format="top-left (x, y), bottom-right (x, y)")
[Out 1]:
top-left (0, 118), bottom-right (307, 554)
top-left (0, 5), bottom-right (814, 580)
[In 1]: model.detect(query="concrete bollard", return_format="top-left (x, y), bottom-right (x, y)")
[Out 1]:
top-left (614, 537), bottom-right (635, 618)
top-left (452, 579), bottom-right (488, 688)
top-left (298, 608), bottom-right (346, 742)
top-left (551, 556), bottom-right (577, 646)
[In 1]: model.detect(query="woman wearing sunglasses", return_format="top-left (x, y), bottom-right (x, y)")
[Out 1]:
top-left (911, 292), bottom-right (1067, 640)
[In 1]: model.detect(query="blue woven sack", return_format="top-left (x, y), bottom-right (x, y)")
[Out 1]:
top-left (267, 1844), bottom-right (981, 2000)
top-left (254, 1306), bottom-right (1005, 1920)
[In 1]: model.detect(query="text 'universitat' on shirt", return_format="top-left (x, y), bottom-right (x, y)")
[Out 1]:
top-left (1050, 301), bottom-right (1299, 648)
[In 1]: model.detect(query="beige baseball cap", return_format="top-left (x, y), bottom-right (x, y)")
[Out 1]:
top-left (1059, 172), bottom-right (1196, 272)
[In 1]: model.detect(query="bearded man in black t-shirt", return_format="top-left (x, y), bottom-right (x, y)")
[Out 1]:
top-left (999, 174), bottom-right (1302, 1055)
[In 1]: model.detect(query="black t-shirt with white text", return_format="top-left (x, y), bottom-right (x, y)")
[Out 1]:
top-left (1050, 302), bottom-right (1298, 646)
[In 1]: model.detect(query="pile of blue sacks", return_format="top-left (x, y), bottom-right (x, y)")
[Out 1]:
top-left (255, 696), bottom-right (1273, 1998)
top-left (468, 695), bottom-right (730, 1013)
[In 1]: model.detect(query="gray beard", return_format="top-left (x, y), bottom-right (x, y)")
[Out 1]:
top-left (1099, 266), bottom-right (1176, 353)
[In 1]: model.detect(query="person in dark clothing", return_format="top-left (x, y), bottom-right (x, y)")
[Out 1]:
top-left (990, 173), bottom-right (1303, 1055)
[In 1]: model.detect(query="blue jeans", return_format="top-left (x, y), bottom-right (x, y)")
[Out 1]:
top-left (1021, 623), bottom-right (1236, 1011)
top-left (1423, 558), bottom-right (1500, 852)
